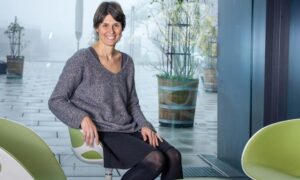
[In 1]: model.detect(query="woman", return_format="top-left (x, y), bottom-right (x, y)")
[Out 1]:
top-left (48, 1), bottom-right (183, 180)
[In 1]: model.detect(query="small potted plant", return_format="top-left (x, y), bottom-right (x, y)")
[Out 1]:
top-left (4, 16), bottom-right (26, 78)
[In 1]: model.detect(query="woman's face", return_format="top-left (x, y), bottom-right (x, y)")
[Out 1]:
top-left (96, 14), bottom-right (122, 46)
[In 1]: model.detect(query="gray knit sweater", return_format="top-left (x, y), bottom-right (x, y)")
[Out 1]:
top-left (48, 48), bottom-right (154, 132)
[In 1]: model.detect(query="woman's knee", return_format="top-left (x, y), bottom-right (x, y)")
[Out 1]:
top-left (167, 148), bottom-right (182, 163)
top-left (145, 150), bottom-right (166, 170)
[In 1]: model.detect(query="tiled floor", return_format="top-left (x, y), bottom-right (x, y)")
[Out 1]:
top-left (0, 61), bottom-right (219, 179)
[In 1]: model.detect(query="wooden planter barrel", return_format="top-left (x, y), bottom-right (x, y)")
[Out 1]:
top-left (202, 68), bottom-right (217, 92)
top-left (158, 77), bottom-right (199, 127)
top-left (7, 56), bottom-right (24, 78)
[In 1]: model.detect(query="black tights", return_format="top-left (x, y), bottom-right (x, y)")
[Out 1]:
top-left (121, 148), bottom-right (183, 180)
top-left (161, 148), bottom-right (183, 179)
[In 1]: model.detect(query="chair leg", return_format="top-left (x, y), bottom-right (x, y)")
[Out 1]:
top-left (105, 168), bottom-right (113, 180)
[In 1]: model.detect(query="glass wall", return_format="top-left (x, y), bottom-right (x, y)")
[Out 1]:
top-left (0, 0), bottom-right (218, 178)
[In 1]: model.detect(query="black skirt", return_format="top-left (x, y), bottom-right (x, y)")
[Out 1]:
top-left (99, 131), bottom-right (174, 169)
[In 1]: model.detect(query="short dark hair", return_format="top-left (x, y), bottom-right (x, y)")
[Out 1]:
top-left (93, 1), bottom-right (126, 31)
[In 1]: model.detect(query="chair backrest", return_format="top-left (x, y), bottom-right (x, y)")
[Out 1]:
top-left (0, 118), bottom-right (66, 180)
top-left (68, 127), bottom-right (104, 164)
top-left (242, 119), bottom-right (300, 179)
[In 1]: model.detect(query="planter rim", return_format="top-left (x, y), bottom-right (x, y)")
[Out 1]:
top-left (6, 56), bottom-right (25, 62)
top-left (157, 76), bottom-right (199, 82)
top-left (6, 55), bottom-right (25, 59)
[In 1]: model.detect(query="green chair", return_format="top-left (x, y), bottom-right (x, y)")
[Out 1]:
top-left (241, 119), bottom-right (300, 180)
top-left (69, 127), bottom-right (113, 180)
top-left (0, 118), bottom-right (66, 180)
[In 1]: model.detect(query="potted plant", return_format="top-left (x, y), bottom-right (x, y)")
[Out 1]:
top-left (4, 16), bottom-right (26, 78)
top-left (199, 14), bottom-right (218, 92)
top-left (149, 0), bottom-right (201, 127)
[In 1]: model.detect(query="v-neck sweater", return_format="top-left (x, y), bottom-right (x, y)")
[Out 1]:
top-left (48, 48), bottom-right (154, 132)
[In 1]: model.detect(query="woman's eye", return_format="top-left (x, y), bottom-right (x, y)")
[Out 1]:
top-left (114, 24), bottom-right (121, 29)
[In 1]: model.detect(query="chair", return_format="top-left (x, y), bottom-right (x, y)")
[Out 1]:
top-left (69, 127), bottom-right (113, 180)
top-left (241, 119), bottom-right (300, 180)
top-left (0, 118), bottom-right (66, 180)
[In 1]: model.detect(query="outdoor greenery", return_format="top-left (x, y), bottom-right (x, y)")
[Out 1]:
top-left (199, 14), bottom-right (217, 69)
top-left (149, 0), bottom-right (201, 80)
top-left (149, 0), bottom-right (217, 80)
top-left (4, 17), bottom-right (26, 58)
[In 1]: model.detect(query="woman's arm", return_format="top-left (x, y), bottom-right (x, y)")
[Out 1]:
top-left (127, 60), bottom-right (164, 147)
top-left (48, 50), bottom-right (89, 129)
top-left (127, 59), bottom-right (155, 131)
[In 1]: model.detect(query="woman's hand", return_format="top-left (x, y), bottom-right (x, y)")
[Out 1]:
top-left (80, 116), bottom-right (99, 146)
top-left (141, 127), bottom-right (163, 148)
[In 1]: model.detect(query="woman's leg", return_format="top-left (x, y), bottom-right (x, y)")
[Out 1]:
top-left (161, 148), bottom-right (183, 180)
top-left (121, 150), bottom-right (166, 180)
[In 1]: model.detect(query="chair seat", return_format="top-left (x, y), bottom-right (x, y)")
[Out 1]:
top-left (68, 127), bottom-right (113, 180)
top-left (0, 148), bottom-right (33, 180)
top-left (245, 163), bottom-right (300, 180)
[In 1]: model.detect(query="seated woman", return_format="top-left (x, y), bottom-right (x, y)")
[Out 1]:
top-left (48, 1), bottom-right (183, 180)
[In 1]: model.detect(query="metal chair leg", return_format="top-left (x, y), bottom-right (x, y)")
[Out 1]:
top-left (105, 168), bottom-right (113, 180)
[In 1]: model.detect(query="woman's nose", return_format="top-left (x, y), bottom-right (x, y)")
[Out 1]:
top-left (108, 26), bottom-right (115, 34)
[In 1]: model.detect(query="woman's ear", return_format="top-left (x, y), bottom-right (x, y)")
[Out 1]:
top-left (93, 30), bottom-right (99, 41)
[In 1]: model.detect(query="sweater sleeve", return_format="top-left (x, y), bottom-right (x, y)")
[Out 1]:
top-left (48, 50), bottom-right (89, 129)
top-left (127, 59), bottom-right (155, 131)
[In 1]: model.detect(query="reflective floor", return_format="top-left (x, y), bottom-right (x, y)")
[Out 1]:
top-left (0, 61), bottom-right (225, 179)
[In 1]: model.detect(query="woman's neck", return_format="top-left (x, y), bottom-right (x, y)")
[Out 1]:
top-left (93, 41), bottom-right (117, 60)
